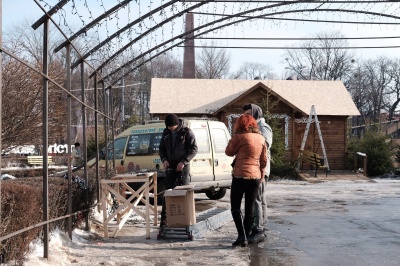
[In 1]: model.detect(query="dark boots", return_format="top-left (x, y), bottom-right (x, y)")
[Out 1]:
top-left (231, 210), bottom-right (248, 247)
top-left (244, 214), bottom-right (254, 239)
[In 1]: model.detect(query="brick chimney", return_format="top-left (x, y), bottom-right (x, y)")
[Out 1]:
top-left (183, 13), bottom-right (195, 79)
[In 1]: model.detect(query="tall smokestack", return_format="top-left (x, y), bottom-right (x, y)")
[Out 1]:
top-left (183, 13), bottom-right (195, 78)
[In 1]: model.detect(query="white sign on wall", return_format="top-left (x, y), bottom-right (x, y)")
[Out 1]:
top-left (47, 143), bottom-right (75, 154)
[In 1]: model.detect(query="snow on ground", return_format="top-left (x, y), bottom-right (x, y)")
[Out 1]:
top-left (1, 174), bottom-right (16, 180)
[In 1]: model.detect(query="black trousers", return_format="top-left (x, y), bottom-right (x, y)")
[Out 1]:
top-left (160, 165), bottom-right (190, 220)
top-left (230, 176), bottom-right (260, 233)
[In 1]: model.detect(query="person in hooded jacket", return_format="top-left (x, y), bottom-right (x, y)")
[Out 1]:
top-left (225, 114), bottom-right (267, 247)
top-left (159, 113), bottom-right (198, 228)
top-left (71, 142), bottom-right (83, 167)
top-left (243, 103), bottom-right (273, 244)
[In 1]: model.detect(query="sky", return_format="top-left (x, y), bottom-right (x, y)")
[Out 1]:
top-left (2, 1), bottom-right (400, 79)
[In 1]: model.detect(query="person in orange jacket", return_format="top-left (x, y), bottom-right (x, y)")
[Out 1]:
top-left (225, 114), bottom-right (267, 247)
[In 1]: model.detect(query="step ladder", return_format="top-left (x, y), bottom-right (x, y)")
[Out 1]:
top-left (298, 105), bottom-right (330, 171)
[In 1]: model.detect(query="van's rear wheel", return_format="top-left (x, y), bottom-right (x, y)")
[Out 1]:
top-left (205, 188), bottom-right (227, 200)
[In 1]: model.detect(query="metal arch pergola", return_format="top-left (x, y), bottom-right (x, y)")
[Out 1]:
top-left (0, 0), bottom-right (399, 260)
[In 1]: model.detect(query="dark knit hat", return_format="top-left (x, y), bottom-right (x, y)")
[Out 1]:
top-left (165, 113), bottom-right (179, 127)
top-left (243, 104), bottom-right (252, 112)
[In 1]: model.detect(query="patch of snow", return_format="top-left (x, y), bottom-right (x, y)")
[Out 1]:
top-left (26, 228), bottom-right (70, 266)
top-left (2, 145), bottom-right (37, 156)
top-left (1, 174), bottom-right (16, 180)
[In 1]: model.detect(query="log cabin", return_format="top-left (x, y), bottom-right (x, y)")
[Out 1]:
top-left (149, 78), bottom-right (360, 170)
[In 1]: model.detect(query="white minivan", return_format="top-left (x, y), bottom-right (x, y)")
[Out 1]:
top-left (94, 119), bottom-right (233, 200)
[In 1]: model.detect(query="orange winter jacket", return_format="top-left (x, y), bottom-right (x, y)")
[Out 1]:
top-left (225, 132), bottom-right (267, 179)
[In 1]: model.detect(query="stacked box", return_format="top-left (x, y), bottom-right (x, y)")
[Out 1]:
top-left (164, 185), bottom-right (196, 227)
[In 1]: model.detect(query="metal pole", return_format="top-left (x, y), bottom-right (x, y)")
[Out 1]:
top-left (94, 74), bottom-right (100, 209)
top-left (42, 18), bottom-right (50, 259)
top-left (110, 91), bottom-right (116, 170)
top-left (141, 88), bottom-right (144, 124)
top-left (80, 63), bottom-right (89, 231)
top-left (0, 0), bottom-right (3, 226)
top-left (66, 44), bottom-right (73, 239)
top-left (121, 68), bottom-right (125, 131)
top-left (103, 83), bottom-right (109, 179)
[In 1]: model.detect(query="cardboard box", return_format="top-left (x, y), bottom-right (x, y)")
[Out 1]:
top-left (164, 185), bottom-right (196, 228)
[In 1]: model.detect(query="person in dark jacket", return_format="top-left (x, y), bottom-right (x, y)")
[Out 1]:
top-left (243, 103), bottom-right (273, 244)
top-left (159, 113), bottom-right (198, 228)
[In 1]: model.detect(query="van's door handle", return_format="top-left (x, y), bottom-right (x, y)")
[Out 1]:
top-left (214, 159), bottom-right (219, 167)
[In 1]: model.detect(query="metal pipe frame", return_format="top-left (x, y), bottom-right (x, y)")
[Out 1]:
top-left (1, 0), bottom-right (399, 260)
top-left (71, 0), bottom-right (181, 70)
top-left (42, 18), bottom-right (50, 259)
top-left (66, 44), bottom-right (73, 240)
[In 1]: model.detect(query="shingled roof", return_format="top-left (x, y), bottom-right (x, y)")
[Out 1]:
top-left (150, 78), bottom-right (360, 116)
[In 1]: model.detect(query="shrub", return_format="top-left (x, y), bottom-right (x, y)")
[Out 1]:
top-left (86, 133), bottom-right (106, 159)
top-left (260, 90), bottom-right (297, 178)
top-left (347, 131), bottom-right (395, 176)
top-left (0, 171), bottom-right (98, 264)
top-left (0, 182), bottom-right (42, 265)
top-left (395, 144), bottom-right (400, 164)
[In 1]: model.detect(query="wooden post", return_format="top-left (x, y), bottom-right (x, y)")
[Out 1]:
top-left (102, 187), bottom-right (108, 238)
top-left (153, 173), bottom-right (158, 226)
top-left (355, 152), bottom-right (367, 177)
top-left (363, 156), bottom-right (368, 177)
top-left (354, 153), bottom-right (357, 173)
top-left (145, 178), bottom-right (150, 239)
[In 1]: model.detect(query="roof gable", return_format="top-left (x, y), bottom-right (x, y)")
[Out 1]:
top-left (150, 78), bottom-right (360, 116)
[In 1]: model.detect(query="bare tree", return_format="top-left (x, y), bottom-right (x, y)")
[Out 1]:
top-left (347, 57), bottom-right (393, 125)
top-left (231, 62), bottom-right (276, 80)
top-left (1, 19), bottom-right (86, 150)
top-left (387, 58), bottom-right (400, 121)
top-left (284, 31), bottom-right (355, 81)
top-left (347, 63), bottom-right (369, 127)
top-left (362, 57), bottom-right (393, 123)
top-left (2, 55), bottom-right (67, 151)
top-left (149, 53), bottom-right (182, 79)
top-left (111, 52), bottom-right (183, 127)
top-left (196, 44), bottom-right (230, 79)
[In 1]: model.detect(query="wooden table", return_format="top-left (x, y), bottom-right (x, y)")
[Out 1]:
top-left (101, 172), bottom-right (158, 238)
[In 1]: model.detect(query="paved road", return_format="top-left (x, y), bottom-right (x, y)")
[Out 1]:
top-left (249, 179), bottom-right (400, 266)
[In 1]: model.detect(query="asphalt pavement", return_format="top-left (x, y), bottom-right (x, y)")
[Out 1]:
top-left (249, 174), bottom-right (400, 266)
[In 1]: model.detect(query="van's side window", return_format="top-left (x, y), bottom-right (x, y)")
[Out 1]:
top-left (192, 128), bottom-right (210, 154)
top-left (151, 133), bottom-right (163, 155)
top-left (108, 137), bottom-right (127, 159)
top-left (210, 128), bottom-right (228, 153)
top-left (126, 134), bottom-right (152, 156)
top-left (126, 133), bottom-right (162, 156)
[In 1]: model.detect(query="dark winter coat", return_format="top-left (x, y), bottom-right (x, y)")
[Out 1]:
top-left (159, 119), bottom-right (198, 166)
